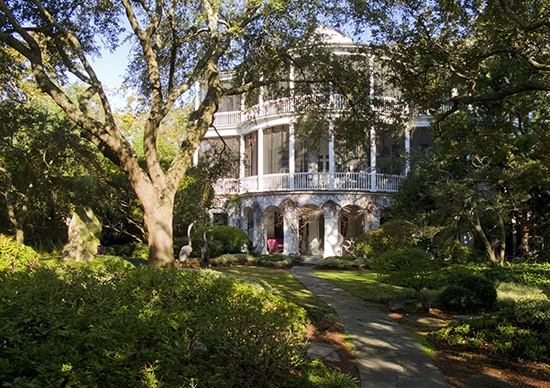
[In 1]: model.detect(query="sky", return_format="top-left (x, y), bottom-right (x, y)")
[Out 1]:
top-left (89, 42), bottom-right (132, 109)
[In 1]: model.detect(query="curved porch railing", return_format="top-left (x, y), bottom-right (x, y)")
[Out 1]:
top-left (213, 172), bottom-right (403, 196)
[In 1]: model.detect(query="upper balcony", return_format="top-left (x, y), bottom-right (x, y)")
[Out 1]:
top-left (212, 95), bottom-right (348, 129)
top-left (214, 171), bottom-right (403, 196)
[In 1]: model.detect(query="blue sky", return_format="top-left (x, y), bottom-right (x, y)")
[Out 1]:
top-left (89, 42), bottom-right (132, 109)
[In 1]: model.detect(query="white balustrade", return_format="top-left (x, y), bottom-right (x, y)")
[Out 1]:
top-left (212, 94), bottom-right (346, 127)
top-left (334, 172), bottom-right (371, 191)
top-left (214, 172), bottom-right (402, 195)
top-left (375, 174), bottom-right (402, 192)
top-left (294, 172), bottom-right (330, 190)
top-left (213, 178), bottom-right (239, 195)
top-left (212, 111), bottom-right (241, 127)
top-left (263, 173), bottom-right (290, 191)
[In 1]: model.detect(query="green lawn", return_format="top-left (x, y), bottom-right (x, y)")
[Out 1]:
top-left (215, 266), bottom-right (332, 319)
top-left (312, 269), bottom-right (419, 306)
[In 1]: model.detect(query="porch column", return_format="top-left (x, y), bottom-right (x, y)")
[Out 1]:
top-left (328, 121), bottom-right (335, 190)
top-left (283, 203), bottom-right (299, 258)
top-left (405, 126), bottom-right (411, 175)
top-left (370, 127), bottom-right (377, 192)
top-left (239, 135), bottom-right (245, 192)
top-left (193, 84), bottom-right (201, 167)
top-left (253, 208), bottom-right (268, 254)
top-left (258, 127), bottom-right (264, 191)
top-left (259, 77), bottom-right (264, 115)
top-left (323, 207), bottom-right (339, 258)
top-left (289, 123), bottom-right (295, 190)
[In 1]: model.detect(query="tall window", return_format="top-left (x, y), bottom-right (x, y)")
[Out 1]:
top-left (263, 126), bottom-right (289, 174)
top-left (244, 132), bottom-right (258, 177)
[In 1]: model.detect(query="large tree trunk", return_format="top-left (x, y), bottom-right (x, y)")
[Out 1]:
top-left (472, 211), bottom-right (499, 265)
top-left (144, 199), bottom-right (175, 267)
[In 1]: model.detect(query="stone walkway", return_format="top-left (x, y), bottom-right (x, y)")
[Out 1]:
top-left (290, 265), bottom-right (451, 388)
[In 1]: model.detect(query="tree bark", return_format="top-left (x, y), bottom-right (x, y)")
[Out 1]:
top-left (142, 193), bottom-right (176, 267)
top-left (472, 210), bottom-right (499, 265)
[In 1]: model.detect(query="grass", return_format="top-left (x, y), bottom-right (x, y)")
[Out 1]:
top-left (216, 266), bottom-right (333, 319)
top-left (312, 269), bottom-right (418, 305)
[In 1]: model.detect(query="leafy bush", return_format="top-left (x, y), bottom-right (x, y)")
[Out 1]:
top-left (315, 257), bottom-right (370, 270)
top-left (0, 263), bottom-right (308, 387)
top-left (513, 293), bottom-right (550, 331)
top-left (0, 234), bottom-right (43, 271)
top-left (255, 253), bottom-right (302, 268)
top-left (372, 247), bottom-right (439, 291)
top-left (192, 225), bottom-right (250, 257)
top-left (210, 253), bottom-right (256, 266)
top-left (434, 314), bottom-right (549, 362)
top-left (439, 276), bottom-right (497, 312)
top-left (351, 220), bottom-right (420, 258)
top-left (298, 360), bottom-right (359, 388)
top-left (104, 242), bottom-right (149, 259)
top-left (482, 263), bottom-right (550, 292)
top-left (180, 252), bottom-right (300, 269)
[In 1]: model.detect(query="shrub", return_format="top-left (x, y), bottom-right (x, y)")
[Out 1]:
top-left (315, 257), bottom-right (370, 270)
top-left (351, 220), bottom-right (420, 257)
top-left (439, 276), bottom-right (497, 312)
top-left (104, 242), bottom-right (149, 259)
top-left (0, 234), bottom-right (43, 271)
top-left (482, 263), bottom-right (550, 291)
top-left (513, 294), bottom-right (550, 330)
top-left (372, 247), bottom-right (439, 291)
top-left (193, 225), bottom-right (250, 257)
top-left (0, 263), bottom-right (308, 387)
top-left (210, 253), bottom-right (256, 266)
top-left (434, 315), bottom-right (549, 362)
top-left (255, 253), bottom-right (302, 268)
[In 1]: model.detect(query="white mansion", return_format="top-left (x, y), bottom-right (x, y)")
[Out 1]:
top-left (194, 27), bottom-right (432, 258)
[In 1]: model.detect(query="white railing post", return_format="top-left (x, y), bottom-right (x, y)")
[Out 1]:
top-left (289, 123), bottom-right (295, 190)
top-left (258, 127), bottom-right (264, 191)
top-left (239, 135), bottom-right (245, 193)
top-left (328, 121), bottom-right (335, 190)
top-left (370, 126), bottom-right (377, 192)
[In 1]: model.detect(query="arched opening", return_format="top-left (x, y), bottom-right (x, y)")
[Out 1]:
top-left (339, 205), bottom-right (365, 254)
top-left (243, 207), bottom-right (254, 242)
top-left (265, 206), bottom-right (284, 252)
top-left (299, 205), bottom-right (325, 255)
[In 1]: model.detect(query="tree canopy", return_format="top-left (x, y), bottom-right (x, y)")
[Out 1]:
top-left (0, 0), bottom-right (325, 266)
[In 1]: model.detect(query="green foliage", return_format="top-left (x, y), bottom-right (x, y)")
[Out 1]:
top-left (313, 270), bottom-right (418, 305)
top-left (434, 314), bottom-right (550, 362)
top-left (0, 234), bottom-right (42, 271)
top-left (315, 257), bottom-right (371, 270)
top-left (482, 263), bottom-right (550, 291)
top-left (192, 225), bottom-right (250, 258)
top-left (351, 220), bottom-right (420, 257)
top-left (496, 282), bottom-right (547, 310)
top-left (298, 360), bottom-right (359, 388)
top-left (513, 294), bottom-right (550, 331)
top-left (0, 263), bottom-right (308, 387)
top-left (104, 242), bottom-right (149, 259)
top-left (372, 247), bottom-right (439, 291)
top-left (204, 252), bottom-right (300, 268)
top-left (438, 276), bottom-right (497, 312)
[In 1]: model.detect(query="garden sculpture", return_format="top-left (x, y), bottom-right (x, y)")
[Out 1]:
top-left (178, 222), bottom-right (195, 262)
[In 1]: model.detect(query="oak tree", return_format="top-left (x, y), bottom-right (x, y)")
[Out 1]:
top-left (0, 0), bottom-right (321, 266)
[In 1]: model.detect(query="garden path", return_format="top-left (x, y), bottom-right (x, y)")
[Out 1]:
top-left (291, 265), bottom-right (451, 388)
